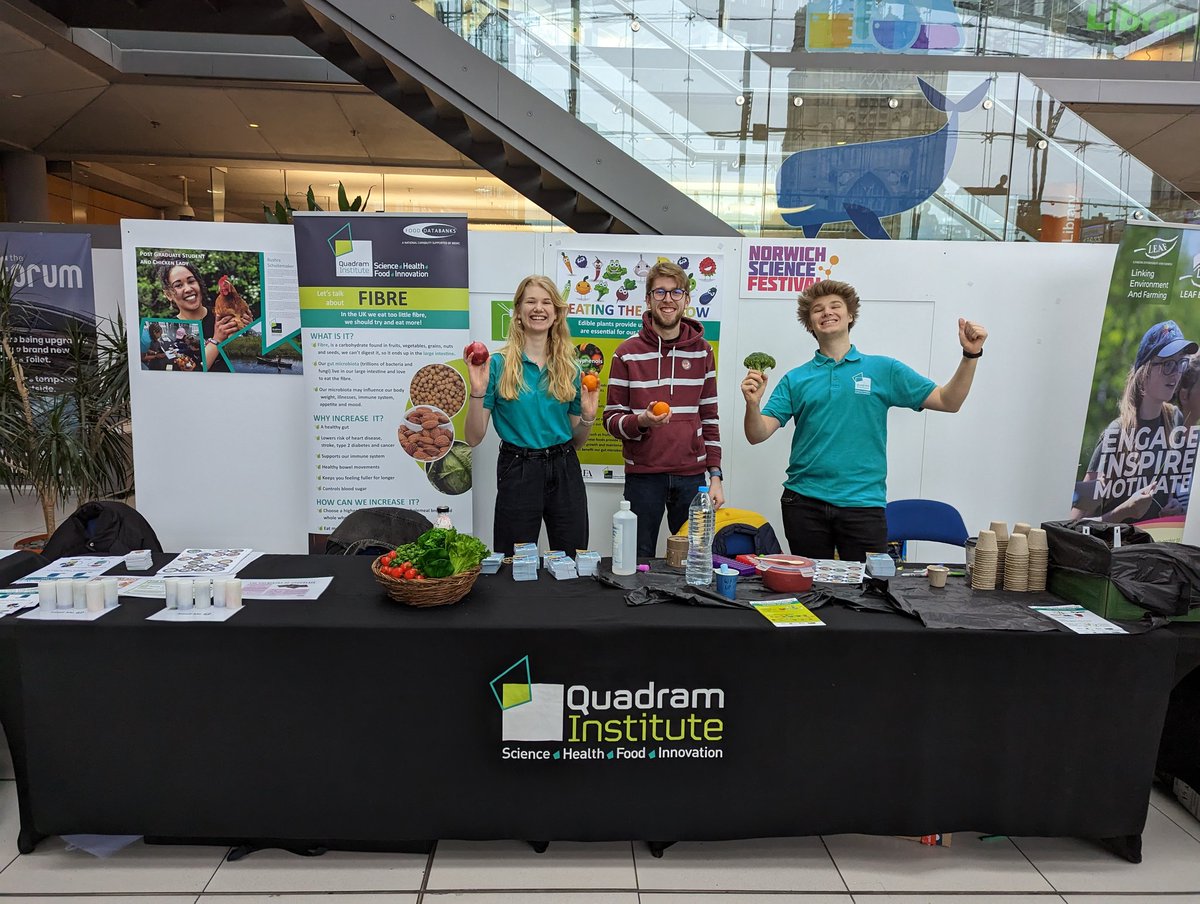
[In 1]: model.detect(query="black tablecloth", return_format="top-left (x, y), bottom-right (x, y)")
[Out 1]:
top-left (0, 555), bottom-right (1182, 852)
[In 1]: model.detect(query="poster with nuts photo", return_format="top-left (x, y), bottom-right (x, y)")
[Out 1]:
top-left (294, 213), bottom-right (471, 550)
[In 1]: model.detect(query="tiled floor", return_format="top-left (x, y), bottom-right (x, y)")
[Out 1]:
top-left (1, 778), bottom-right (1200, 903)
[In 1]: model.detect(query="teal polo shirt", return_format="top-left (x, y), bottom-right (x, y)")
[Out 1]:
top-left (483, 352), bottom-right (582, 449)
top-left (761, 345), bottom-right (935, 508)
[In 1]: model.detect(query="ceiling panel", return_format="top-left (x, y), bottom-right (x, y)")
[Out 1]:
top-left (0, 46), bottom-right (107, 95)
top-left (222, 87), bottom-right (367, 159)
top-left (335, 93), bottom-right (470, 167)
top-left (0, 86), bottom-right (105, 149)
top-left (0, 20), bottom-right (42, 54)
top-left (40, 84), bottom-right (277, 157)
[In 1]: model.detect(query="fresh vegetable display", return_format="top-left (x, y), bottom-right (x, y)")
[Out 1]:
top-left (743, 352), bottom-right (777, 373)
top-left (376, 527), bottom-right (490, 580)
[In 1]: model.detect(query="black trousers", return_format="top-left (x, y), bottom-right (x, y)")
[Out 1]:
top-left (780, 489), bottom-right (887, 562)
top-left (623, 472), bottom-right (706, 558)
top-left (493, 442), bottom-right (588, 556)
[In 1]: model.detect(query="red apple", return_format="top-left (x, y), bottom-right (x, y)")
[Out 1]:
top-left (463, 341), bottom-right (490, 366)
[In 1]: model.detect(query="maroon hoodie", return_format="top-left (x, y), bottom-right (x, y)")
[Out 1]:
top-left (603, 313), bottom-right (721, 475)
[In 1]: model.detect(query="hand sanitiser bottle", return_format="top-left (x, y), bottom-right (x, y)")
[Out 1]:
top-left (612, 501), bottom-right (637, 576)
top-left (686, 486), bottom-right (715, 586)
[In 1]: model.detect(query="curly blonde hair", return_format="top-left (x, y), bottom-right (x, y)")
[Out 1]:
top-left (498, 275), bottom-right (578, 403)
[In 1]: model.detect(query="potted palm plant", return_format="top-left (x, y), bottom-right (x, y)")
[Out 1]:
top-left (0, 252), bottom-right (133, 543)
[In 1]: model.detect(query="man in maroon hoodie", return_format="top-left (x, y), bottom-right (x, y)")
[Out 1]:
top-left (603, 261), bottom-right (723, 557)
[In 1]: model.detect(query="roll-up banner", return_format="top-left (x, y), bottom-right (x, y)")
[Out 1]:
top-left (293, 214), bottom-right (471, 550)
top-left (1, 232), bottom-right (95, 393)
top-left (1072, 221), bottom-right (1200, 541)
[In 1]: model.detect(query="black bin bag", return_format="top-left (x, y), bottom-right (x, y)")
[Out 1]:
top-left (1043, 519), bottom-right (1200, 618)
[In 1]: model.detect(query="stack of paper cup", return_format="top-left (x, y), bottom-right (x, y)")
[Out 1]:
top-left (1027, 528), bottom-right (1049, 592)
top-left (1013, 522), bottom-right (1031, 536)
top-left (1003, 532), bottom-right (1029, 592)
top-left (972, 530), bottom-right (998, 590)
top-left (990, 521), bottom-right (1009, 586)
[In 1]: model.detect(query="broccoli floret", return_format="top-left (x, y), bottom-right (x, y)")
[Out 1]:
top-left (743, 352), bottom-right (776, 372)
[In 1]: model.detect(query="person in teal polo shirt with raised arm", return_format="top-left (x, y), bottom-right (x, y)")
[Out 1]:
top-left (741, 279), bottom-right (987, 561)
top-left (465, 275), bottom-right (600, 556)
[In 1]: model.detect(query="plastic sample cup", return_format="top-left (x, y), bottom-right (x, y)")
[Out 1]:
top-left (713, 565), bottom-right (738, 600)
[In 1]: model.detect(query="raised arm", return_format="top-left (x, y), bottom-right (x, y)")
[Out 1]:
top-left (464, 357), bottom-right (492, 446)
top-left (742, 369), bottom-right (781, 444)
top-left (922, 318), bottom-right (987, 413)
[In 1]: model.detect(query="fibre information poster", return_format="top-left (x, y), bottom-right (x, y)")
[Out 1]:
top-left (1071, 221), bottom-right (1200, 541)
top-left (535, 247), bottom-right (723, 482)
top-left (293, 213), bottom-right (471, 548)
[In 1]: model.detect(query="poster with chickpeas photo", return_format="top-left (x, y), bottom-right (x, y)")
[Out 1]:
top-left (293, 213), bottom-right (471, 549)
top-left (134, 247), bottom-right (304, 375)
top-left (538, 244), bottom-right (725, 482)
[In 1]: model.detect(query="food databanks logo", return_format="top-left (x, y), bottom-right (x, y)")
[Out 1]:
top-left (403, 222), bottom-right (459, 240)
top-left (489, 656), bottom-right (727, 763)
top-left (328, 223), bottom-right (373, 278)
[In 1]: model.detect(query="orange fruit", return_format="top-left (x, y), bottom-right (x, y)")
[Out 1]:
top-left (650, 401), bottom-right (670, 416)
top-left (582, 373), bottom-right (599, 391)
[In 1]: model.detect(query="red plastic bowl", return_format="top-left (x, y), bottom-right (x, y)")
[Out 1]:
top-left (756, 555), bottom-right (815, 593)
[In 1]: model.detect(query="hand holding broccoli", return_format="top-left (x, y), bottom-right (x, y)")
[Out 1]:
top-left (741, 352), bottom-right (775, 406)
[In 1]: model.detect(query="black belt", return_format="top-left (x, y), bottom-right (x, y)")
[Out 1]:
top-left (500, 441), bottom-right (574, 459)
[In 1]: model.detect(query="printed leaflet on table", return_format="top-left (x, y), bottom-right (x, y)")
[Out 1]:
top-left (15, 556), bottom-right (124, 584)
top-left (156, 548), bottom-right (255, 577)
top-left (750, 598), bottom-right (825, 627)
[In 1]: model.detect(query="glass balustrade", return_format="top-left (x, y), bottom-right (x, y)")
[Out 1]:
top-left (425, 0), bottom-right (1198, 239)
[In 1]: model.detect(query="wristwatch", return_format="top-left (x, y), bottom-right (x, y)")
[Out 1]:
top-left (708, 467), bottom-right (723, 480)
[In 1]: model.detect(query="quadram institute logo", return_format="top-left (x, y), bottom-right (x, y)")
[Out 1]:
top-left (328, 223), bottom-right (372, 278)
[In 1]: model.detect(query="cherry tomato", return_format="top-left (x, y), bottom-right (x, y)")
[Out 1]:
top-left (401, 561), bottom-right (412, 571)
top-left (404, 567), bottom-right (419, 580)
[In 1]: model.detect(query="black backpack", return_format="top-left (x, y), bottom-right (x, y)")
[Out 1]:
top-left (40, 501), bottom-right (164, 560)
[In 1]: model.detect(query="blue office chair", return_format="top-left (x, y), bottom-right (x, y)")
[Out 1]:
top-left (885, 499), bottom-right (969, 561)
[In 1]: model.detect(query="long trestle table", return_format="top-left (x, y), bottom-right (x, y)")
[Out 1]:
top-left (0, 554), bottom-right (1183, 857)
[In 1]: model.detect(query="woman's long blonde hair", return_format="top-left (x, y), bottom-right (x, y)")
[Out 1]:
top-left (498, 275), bottom-right (577, 402)
top-left (1117, 362), bottom-right (1176, 438)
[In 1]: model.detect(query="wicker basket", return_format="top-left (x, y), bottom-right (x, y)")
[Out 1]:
top-left (371, 560), bottom-right (481, 608)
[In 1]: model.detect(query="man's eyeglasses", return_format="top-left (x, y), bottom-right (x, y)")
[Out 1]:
top-left (1150, 357), bottom-right (1190, 375)
top-left (650, 287), bottom-right (687, 301)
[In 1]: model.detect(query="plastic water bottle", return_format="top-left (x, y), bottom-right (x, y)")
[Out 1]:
top-left (612, 501), bottom-right (637, 575)
top-left (686, 486), bottom-right (715, 586)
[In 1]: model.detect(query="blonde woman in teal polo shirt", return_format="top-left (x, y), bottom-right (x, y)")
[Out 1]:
top-left (465, 275), bottom-right (600, 555)
top-left (741, 279), bottom-right (987, 561)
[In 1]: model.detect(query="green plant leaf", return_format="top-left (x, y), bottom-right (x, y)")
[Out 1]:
top-left (306, 186), bottom-right (321, 211)
top-left (337, 182), bottom-right (351, 211)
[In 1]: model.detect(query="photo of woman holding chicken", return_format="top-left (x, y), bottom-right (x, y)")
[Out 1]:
top-left (134, 248), bottom-right (300, 375)
top-left (464, 274), bottom-right (600, 555)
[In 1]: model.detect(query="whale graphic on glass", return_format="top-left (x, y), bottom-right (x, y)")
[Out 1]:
top-left (775, 78), bottom-right (990, 240)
